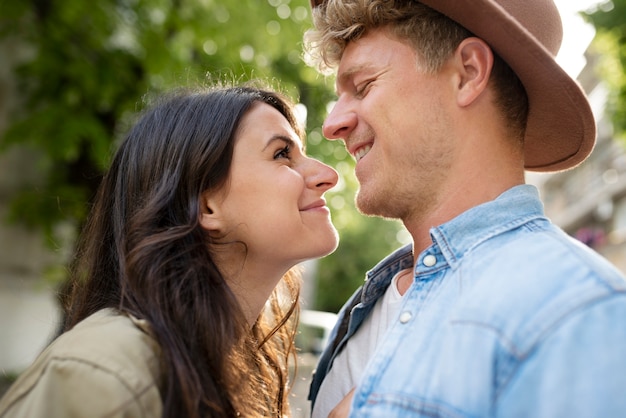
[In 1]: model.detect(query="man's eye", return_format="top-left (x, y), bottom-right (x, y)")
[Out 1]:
top-left (355, 83), bottom-right (370, 97)
top-left (355, 81), bottom-right (373, 97)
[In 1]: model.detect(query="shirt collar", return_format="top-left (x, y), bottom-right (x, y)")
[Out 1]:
top-left (362, 244), bottom-right (413, 305)
top-left (430, 184), bottom-right (546, 270)
top-left (360, 185), bottom-right (546, 301)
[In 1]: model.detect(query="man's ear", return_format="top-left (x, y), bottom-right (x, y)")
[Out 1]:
top-left (454, 37), bottom-right (493, 107)
top-left (199, 191), bottom-right (225, 233)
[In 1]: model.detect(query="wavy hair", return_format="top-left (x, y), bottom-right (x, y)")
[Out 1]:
top-left (304, 0), bottom-right (528, 141)
top-left (64, 85), bottom-right (302, 417)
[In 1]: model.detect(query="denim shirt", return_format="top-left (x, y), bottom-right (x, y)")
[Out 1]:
top-left (312, 185), bottom-right (626, 417)
top-left (308, 242), bottom-right (414, 407)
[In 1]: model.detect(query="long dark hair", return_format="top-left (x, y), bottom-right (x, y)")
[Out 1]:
top-left (64, 85), bottom-right (302, 417)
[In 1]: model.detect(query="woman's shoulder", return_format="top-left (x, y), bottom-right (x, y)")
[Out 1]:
top-left (61, 308), bottom-right (160, 362)
top-left (0, 308), bottom-right (163, 418)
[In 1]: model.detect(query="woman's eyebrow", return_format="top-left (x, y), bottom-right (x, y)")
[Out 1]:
top-left (262, 135), bottom-right (305, 152)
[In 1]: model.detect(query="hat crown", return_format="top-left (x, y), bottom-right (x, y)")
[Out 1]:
top-left (494, 0), bottom-right (563, 56)
top-left (309, 1), bottom-right (564, 56)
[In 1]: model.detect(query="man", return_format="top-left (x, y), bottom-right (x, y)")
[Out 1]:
top-left (304, 0), bottom-right (626, 417)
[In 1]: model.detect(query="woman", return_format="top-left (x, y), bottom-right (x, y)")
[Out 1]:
top-left (0, 85), bottom-right (339, 417)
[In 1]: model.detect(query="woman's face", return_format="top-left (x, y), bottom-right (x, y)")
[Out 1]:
top-left (202, 102), bottom-right (339, 274)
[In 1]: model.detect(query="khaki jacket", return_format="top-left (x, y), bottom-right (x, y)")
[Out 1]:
top-left (0, 308), bottom-right (163, 417)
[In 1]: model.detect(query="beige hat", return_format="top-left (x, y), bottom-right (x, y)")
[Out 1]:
top-left (309, 0), bottom-right (596, 172)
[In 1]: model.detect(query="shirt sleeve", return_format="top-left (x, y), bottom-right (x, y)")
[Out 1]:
top-left (495, 295), bottom-right (626, 417)
top-left (0, 357), bottom-right (155, 418)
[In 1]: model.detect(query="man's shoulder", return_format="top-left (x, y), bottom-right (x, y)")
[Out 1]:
top-left (457, 226), bottom-right (626, 355)
top-left (478, 222), bottom-right (626, 290)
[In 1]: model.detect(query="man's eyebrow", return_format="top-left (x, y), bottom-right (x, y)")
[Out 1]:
top-left (336, 63), bottom-right (373, 91)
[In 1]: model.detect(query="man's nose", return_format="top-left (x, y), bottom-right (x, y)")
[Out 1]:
top-left (322, 98), bottom-right (357, 141)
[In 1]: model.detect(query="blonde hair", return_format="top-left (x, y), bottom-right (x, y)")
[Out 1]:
top-left (304, 0), bottom-right (470, 74)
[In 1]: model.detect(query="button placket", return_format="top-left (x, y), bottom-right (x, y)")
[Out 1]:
top-left (399, 251), bottom-right (440, 326)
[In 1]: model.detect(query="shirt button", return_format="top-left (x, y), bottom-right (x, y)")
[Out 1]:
top-left (399, 311), bottom-right (412, 324)
top-left (423, 255), bottom-right (437, 267)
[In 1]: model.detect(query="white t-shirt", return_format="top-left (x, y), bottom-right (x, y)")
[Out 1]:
top-left (311, 271), bottom-right (406, 418)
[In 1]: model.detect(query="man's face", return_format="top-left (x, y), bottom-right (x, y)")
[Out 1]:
top-left (322, 27), bottom-right (456, 223)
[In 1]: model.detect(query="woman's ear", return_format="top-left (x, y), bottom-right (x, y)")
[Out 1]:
top-left (199, 191), bottom-right (224, 233)
top-left (454, 37), bottom-right (493, 107)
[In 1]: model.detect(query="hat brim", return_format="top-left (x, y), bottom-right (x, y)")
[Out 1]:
top-left (309, 0), bottom-right (597, 172)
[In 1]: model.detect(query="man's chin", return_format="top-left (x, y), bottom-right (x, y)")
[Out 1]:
top-left (356, 193), bottom-right (392, 219)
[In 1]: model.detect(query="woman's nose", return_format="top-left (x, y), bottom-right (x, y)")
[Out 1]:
top-left (305, 158), bottom-right (338, 191)
top-left (322, 98), bottom-right (357, 141)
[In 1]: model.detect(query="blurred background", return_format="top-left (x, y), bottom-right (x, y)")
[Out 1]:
top-left (0, 0), bottom-right (624, 415)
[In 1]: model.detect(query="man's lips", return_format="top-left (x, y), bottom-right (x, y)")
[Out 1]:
top-left (354, 144), bottom-right (372, 161)
top-left (348, 141), bottom-right (373, 162)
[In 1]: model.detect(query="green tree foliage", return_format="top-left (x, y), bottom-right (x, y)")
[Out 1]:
top-left (0, 0), bottom-right (404, 312)
top-left (584, 0), bottom-right (626, 140)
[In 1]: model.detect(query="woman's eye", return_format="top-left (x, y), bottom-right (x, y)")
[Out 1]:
top-left (274, 145), bottom-right (291, 160)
